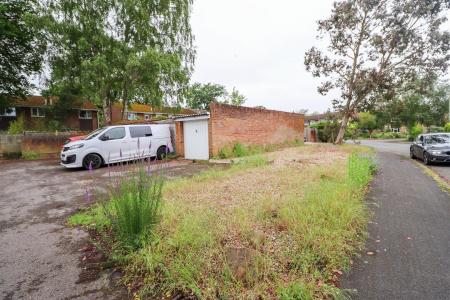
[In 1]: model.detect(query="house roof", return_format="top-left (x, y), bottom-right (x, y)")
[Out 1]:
top-left (14, 96), bottom-right (98, 110)
top-left (114, 102), bottom-right (200, 115)
top-left (173, 112), bottom-right (210, 120)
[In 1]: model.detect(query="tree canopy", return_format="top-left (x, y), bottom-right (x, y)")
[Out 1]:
top-left (305, 0), bottom-right (450, 144)
top-left (0, 0), bottom-right (46, 110)
top-left (45, 0), bottom-right (195, 123)
top-left (186, 83), bottom-right (247, 110)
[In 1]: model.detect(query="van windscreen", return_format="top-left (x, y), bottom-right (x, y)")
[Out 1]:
top-left (129, 126), bottom-right (152, 138)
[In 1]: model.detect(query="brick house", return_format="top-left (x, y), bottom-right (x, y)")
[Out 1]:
top-left (0, 96), bottom-right (99, 131)
top-left (174, 103), bottom-right (304, 160)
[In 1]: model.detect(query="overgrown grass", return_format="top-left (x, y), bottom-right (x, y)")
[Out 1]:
top-left (22, 151), bottom-right (40, 160)
top-left (217, 139), bottom-right (303, 159)
top-left (69, 146), bottom-right (375, 299)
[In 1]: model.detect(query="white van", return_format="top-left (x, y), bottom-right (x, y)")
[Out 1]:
top-left (60, 124), bottom-right (173, 169)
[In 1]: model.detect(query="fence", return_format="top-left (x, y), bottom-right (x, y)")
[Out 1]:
top-left (0, 131), bottom-right (81, 159)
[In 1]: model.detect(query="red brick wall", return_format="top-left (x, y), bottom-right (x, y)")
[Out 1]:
top-left (209, 103), bottom-right (304, 156)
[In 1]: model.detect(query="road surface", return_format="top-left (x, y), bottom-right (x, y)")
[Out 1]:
top-left (342, 141), bottom-right (450, 299)
top-left (356, 139), bottom-right (450, 182)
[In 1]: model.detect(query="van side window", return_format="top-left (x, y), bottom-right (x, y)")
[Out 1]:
top-left (129, 126), bottom-right (152, 138)
top-left (101, 127), bottom-right (125, 140)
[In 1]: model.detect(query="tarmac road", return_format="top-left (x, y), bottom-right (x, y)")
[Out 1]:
top-left (0, 159), bottom-right (212, 300)
top-left (341, 144), bottom-right (450, 299)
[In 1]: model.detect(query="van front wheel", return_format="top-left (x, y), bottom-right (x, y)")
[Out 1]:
top-left (83, 154), bottom-right (102, 170)
top-left (156, 146), bottom-right (168, 160)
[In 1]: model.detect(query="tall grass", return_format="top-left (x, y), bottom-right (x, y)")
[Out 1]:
top-left (218, 139), bottom-right (303, 159)
top-left (108, 167), bottom-right (164, 250)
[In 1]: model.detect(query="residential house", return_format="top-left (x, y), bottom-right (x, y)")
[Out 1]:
top-left (0, 96), bottom-right (99, 131)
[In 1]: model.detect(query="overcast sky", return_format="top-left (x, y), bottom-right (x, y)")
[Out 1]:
top-left (190, 0), bottom-right (340, 113)
top-left (190, 0), bottom-right (450, 114)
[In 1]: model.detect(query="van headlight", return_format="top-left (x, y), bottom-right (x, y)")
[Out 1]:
top-left (68, 144), bottom-right (84, 150)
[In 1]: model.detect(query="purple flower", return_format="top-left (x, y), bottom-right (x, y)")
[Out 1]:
top-left (88, 161), bottom-right (93, 173)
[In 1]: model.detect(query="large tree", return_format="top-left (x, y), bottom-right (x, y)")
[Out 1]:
top-left (305, 0), bottom-right (450, 144)
top-left (46, 0), bottom-right (194, 123)
top-left (0, 0), bottom-right (46, 110)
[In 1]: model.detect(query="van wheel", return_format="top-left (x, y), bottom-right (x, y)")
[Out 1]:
top-left (83, 154), bottom-right (102, 170)
top-left (156, 146), bottom-right (168, 160)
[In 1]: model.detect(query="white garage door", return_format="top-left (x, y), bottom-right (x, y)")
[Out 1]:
top-left (183, 119), bottom-right (209, 160)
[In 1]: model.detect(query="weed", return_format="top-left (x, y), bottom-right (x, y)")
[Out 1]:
top-left (108, 167), bottom-right (164, 250)
top-left (22, 151), bottom-right (40, 160)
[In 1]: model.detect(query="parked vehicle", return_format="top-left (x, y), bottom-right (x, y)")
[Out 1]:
top-left (61, 124), bottom-right (173, 169)
top-left (410, 133), bottom-right (450, 165)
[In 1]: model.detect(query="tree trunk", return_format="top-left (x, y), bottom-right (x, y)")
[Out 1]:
top-left (102, 98), bottom-right (111, 125)
top-left (121, 99), bottom-right (128, 120)
top-left (335, 114), bottom-right (350, 144)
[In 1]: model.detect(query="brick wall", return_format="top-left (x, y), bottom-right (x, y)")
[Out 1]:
top-left (209, 103), bottom-right (304, 156)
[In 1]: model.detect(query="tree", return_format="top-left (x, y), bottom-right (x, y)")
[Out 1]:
top-left (186, 83), bottom-right (248, 110)
top-left (186, 83), bottom-right (227, 110)
top-left (0, 0), bottom-right (46, 110)
top-left (226, 87), bottom-right (246, 106)
top-left (357, 112), bottom-right (377, 137)
top-left (46, 0), bottom-right (194, 123)
top-left (373, 80), bottom-right (450, 130)
top-left (305, 0), bottom-right (450, 144)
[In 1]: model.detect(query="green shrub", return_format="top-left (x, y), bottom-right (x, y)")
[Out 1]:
top-left (218, 145), bottom-right (233, 159)
top-left (7, 115), bottom-right (25, 134)
top-left (232, 142), bottom-right (249, 157)
top-left (47, 120), bottom-right (62, 132)
top-left (409, 123), bottom-right (424, 141)
top-left (22, 151), bottom-right (40, 160)
top-left (311, 120), bottom-right (340, 142)
top-left (444, 123), bottom-right (450, 132)
top-left (107, 167), bottom-right (164, 250)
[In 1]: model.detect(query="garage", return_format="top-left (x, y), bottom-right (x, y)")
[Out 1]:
top-left (175, 114), bottom-right (210, 160)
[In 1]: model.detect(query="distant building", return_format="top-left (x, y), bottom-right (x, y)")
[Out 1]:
top-left (0, 96), bottom-right (99, 131)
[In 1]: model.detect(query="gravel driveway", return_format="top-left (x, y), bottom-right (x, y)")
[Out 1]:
top-left (0, 159), bottom-right (213, 300)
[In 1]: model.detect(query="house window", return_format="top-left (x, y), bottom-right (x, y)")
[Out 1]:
top-left (31, 107), bottom-right (45, 118)
top-left (0, 108), bottom-right (16, 117)
top-left (144, 114), bottom-right (151, 120)
top-left (128, 113), bottom-right (137, 120)
top-left (79, 110), bottom-right (93, 119)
